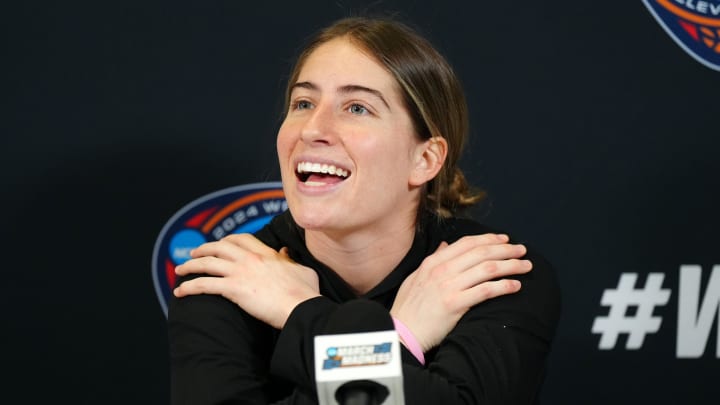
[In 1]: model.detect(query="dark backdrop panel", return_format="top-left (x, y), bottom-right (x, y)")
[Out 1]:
top-left (5, 1), bottom-right (718, 403)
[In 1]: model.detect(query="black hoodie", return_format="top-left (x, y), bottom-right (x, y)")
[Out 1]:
top-left (168, 210), bottom-right (561, 404)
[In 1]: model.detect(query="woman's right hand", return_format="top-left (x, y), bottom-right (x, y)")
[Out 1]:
top-left (390, 233), bottom-right (532, 352)
top-left (173, 233), bottom-right (320, 330)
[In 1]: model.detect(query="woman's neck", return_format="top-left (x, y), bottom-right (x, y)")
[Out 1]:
top-left (304, 216), bottom-right (417, 296)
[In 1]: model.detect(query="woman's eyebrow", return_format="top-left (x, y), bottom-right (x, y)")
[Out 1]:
top-left (290, 81), bottom-right (390, 110)
top-left (338, 84), bottom-right (390, 110)
top-left (289, 81), bottom-right (318, 93)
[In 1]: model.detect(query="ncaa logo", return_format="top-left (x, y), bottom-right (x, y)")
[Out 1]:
top-left (151, 182), bottom-right (287, 317)
top-left (643, 0), bottom-right (720, 71)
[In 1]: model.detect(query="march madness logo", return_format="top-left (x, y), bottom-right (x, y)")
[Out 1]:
top-left (322, 342), bottom-right (393, 370)
top-left (151, 182), bottom-right (287, 317)
top-left (643, 0), bottom-right (720, 71)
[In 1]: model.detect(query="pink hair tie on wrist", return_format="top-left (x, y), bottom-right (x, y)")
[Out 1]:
top-left (392, 317), bottom-right (425, 366)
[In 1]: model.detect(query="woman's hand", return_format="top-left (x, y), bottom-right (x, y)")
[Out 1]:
top-left (390, 233), bottom-right (532, 352)
top-left (173, 233), bottom-right (320, 329)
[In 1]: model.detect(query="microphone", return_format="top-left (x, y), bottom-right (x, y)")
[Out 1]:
top-left (314, 299), bottom-right (405, 405)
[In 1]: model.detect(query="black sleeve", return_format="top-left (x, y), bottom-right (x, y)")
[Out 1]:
top-left (167, 219), bottom-right (293, 405)
top-left (167, 286), bottom-right (282, 404)
top-left (269, 297), bottom-right (338, 394)
top-left (269, 297), bottom-right (395, 393)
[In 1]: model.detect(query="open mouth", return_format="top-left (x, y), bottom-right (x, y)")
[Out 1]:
top-left (296, 161), bottom-right (351, 185)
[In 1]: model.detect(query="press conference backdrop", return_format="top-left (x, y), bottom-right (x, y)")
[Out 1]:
top-left (5, 1), bottom-right (718, 403)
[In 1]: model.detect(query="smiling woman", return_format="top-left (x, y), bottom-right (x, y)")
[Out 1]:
top-left (168, 15), bottom-right (561, 405)
top-left (278, 36), bottom-right (433, 255)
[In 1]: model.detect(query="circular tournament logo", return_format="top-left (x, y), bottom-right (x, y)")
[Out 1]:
top-left (643, 0), bottom-right (720, 71)
top-left (151, 182), bottom-right (287, 317)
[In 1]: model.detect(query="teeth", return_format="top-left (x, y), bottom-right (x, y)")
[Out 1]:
top-left (297, 161), bottom-right (349, 177)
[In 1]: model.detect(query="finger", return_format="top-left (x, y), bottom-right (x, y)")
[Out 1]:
top-left (426, 242), bottom-right (527, 280)
top-left (422, 234), bottom-right (511, 268)
top-left (175, 256), bottom-right (233, 277)
top-left (455, 278), bottom-right (522, 309)
top-left (221, 233), bottom-right (277, 255)
top-left (278, 246), bottom-right (290, 258)
top-left (453, 259), bottom-right (532, 290)
top-left (190, 240), bottom-right (246, 260)
top-left (192, 234), bottom-right (273, 261)
top-left (173, 276), bottom-right (226, 298)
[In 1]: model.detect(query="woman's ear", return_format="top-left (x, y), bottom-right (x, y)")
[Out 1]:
top-left (409, 136), bottom-right (448, 186)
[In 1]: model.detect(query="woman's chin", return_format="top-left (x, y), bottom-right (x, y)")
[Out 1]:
top-left (289, 208), bottom-right (332, 231)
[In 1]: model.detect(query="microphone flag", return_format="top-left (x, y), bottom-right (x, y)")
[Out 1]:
top-left (314, 330), bottom-right (405, 405)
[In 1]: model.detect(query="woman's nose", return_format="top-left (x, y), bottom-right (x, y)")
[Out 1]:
top-left (300, 104), bottom-right (337, 145)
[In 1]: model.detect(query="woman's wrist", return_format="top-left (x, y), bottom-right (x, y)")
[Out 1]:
top-left (391, 317), bottom-right (425, 365)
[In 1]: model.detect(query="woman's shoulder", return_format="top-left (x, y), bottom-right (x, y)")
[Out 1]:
top-left (426, 212), bottom-right (508, 243)
top-left (442, 215), bottom-right (562, 340)
top-left (431, 213), bottom-right (561, 312)
top-left (254, 210), bottom-right (302, 250)
top-left (431, 214), bottom-right (546, 259)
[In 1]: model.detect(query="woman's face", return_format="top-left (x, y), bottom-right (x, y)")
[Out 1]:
top-left (277, 37), bottom-right (427, 235)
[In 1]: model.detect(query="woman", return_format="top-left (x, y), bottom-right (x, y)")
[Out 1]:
top-left (169, 16), bottom-right (560, 404)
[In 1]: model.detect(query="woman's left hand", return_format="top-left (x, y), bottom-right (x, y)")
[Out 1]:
top-left (173, 233), bottom-right (320, 329)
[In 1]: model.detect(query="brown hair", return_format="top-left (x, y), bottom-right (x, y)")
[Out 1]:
top-left (284, 16), bottom-right (484, 218)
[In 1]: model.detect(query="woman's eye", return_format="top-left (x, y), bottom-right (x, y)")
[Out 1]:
top-left (349, 104), bottom-right (368, 115)
top-left (294, 100), bottom-right (313, 110)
